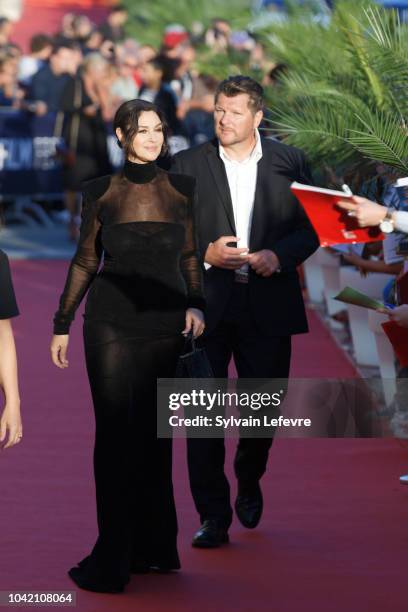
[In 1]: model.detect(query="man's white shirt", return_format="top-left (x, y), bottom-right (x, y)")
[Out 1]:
top-left (204, 129), bottom-right (263, 272)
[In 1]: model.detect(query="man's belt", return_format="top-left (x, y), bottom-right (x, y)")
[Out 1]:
top-left (234, 270), bottom-right (249, 284)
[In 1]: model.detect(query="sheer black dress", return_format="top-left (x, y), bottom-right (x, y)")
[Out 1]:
top-left (53, 159), bottom-right (205, 593)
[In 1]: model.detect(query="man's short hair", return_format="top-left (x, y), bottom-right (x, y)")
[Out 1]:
top-left (215, 75), bottom-right (264, 114)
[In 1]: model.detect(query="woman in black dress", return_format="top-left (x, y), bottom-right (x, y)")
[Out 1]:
top-left (50, 99), bottom-right (205, 593)
top-left (0, 248), bottom-right (22, 449)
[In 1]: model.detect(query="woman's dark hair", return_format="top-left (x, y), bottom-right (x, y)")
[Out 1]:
top-left (113, 99), bottom-right (169, 159)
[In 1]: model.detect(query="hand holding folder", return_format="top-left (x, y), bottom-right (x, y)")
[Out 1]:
top-left (333, 286), bottom-right (408, 364)
top-left (290, 182), bottom-right (383, 247)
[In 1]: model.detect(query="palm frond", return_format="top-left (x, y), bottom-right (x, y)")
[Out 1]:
top-left (262, 0), bottom-right (408, 181)
top-left (348, 111), bottom-right (408, 173)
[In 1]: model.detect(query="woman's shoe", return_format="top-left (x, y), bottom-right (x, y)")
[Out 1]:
top-left (68, 566), bottom-right (126, 593)
top-left (69, 555), bottom-right (128, 593)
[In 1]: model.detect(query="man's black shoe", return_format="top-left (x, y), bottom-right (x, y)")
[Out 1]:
top-left (235, 482), bottom-right (263, 529)
top-left (191, 519), bottom-right (229, 548)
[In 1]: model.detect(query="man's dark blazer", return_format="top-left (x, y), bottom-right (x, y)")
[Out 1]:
top-left (170, 136), bottom-right (320, 337)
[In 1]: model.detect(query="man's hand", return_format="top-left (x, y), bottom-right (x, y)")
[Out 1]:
top-left (248, 249), bottom-right (281, 277)
top-left (205, 236), bottom-right (250, 269)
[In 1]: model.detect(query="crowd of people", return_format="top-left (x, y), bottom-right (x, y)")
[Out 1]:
top-left (0, 7), bottom-right (280, 138)
top-left (0, 5), bottom-right (281, 238)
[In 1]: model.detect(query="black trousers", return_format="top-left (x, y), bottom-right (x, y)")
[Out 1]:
top-left (187, 282), bottom-right (291, 529)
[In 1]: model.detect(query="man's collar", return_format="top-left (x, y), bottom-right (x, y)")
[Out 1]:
top-left (218, 128), bottom-right (263, 164)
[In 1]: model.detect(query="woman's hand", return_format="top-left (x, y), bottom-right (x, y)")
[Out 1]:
top-left (384, 304), bottom-right (408, 328)
top-left (50, 335), bottom-right (69, 368)
top-left (182, 308), bottom-right (205, 339)
top-left (0, 399), bottom-right (22, 449)
top-left (336, 196), bottom-right (386, 227)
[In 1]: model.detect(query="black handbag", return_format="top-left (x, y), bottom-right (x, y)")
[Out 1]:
top-left (175, 331), bottom-right (214, 378)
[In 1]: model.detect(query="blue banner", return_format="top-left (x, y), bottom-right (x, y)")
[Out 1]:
top-left (0, 110), bottom-right (123, 196)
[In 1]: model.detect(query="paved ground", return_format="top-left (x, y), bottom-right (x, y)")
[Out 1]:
top-left (1, 224), bottom-right (76, 260)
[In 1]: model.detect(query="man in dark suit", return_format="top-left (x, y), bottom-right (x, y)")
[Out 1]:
top-left (171, 75), bottom-right (319, 548)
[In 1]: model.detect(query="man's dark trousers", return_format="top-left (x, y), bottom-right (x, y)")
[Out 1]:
top-left (187, 281), bottom-right (291, 530)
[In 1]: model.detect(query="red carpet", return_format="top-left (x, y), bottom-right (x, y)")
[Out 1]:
top-left (1, 260), bottom-right (407, 611)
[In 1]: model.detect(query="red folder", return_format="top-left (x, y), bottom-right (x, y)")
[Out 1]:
top-left (381, 320), bottom-right (408, 366)
top-left (290, 182), bottom-right (384, 247)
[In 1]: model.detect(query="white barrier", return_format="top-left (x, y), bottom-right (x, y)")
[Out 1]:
top-left (339, 267), bottom-right (393, 366)
top-left (317, 248), bottom-right (344, 328)
top-left (303, 248), bottom-right (325, 303)
top-left (367, 310), bottom-right (397, 406)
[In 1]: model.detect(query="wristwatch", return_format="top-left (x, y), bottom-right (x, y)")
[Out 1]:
top-left (379, 208), bottom-right (395, 233)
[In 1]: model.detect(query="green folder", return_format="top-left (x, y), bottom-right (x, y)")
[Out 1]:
top-left (333, 286), bottom-right (385, 311)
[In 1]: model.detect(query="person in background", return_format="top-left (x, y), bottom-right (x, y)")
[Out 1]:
top-left (337, 192), bottom-right (408, 485)
top-left (137, 44), bottom-right (156, 65)
top-left (134, 44), bottom-right (156, 88)
top-left (71, 14), bottom-right (94, 47)
top-left (262, 62), bottom-right (288, 88)
top-left (204, 18), bottom-right (231, 52)
top-left (82, 29), bottom-right (104, 55)
top-left (0, 17), bottom-right (13, 48)
top-left (30, 42), bottom-right (79, 115)
top-left (82, 29), bottom-right (117, 65)
top-left (59, 52), bottom-right (112, 241)
top-left (139, 56), bottom-right (182, 136)
top-left (99, 4), bottom-right (128, 44)
top-left (169, 43), bottom-right (195, 104)
top-left (18, 34), bottom-right (53, 88)
top-left (337, 193), bottom-right (408, 327)
top-left (56, 13), bottom-right (76, 42)
top-left (0, 54), bottom-right (24, 107)
top-left (110, 51), bottom-right (139, 107)
top-left (161, 24), bottom-right (189, 60)
top-left (0, 248), bottom-right (22, 450)
top-left (177, 73), bottom-right (218, 145)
